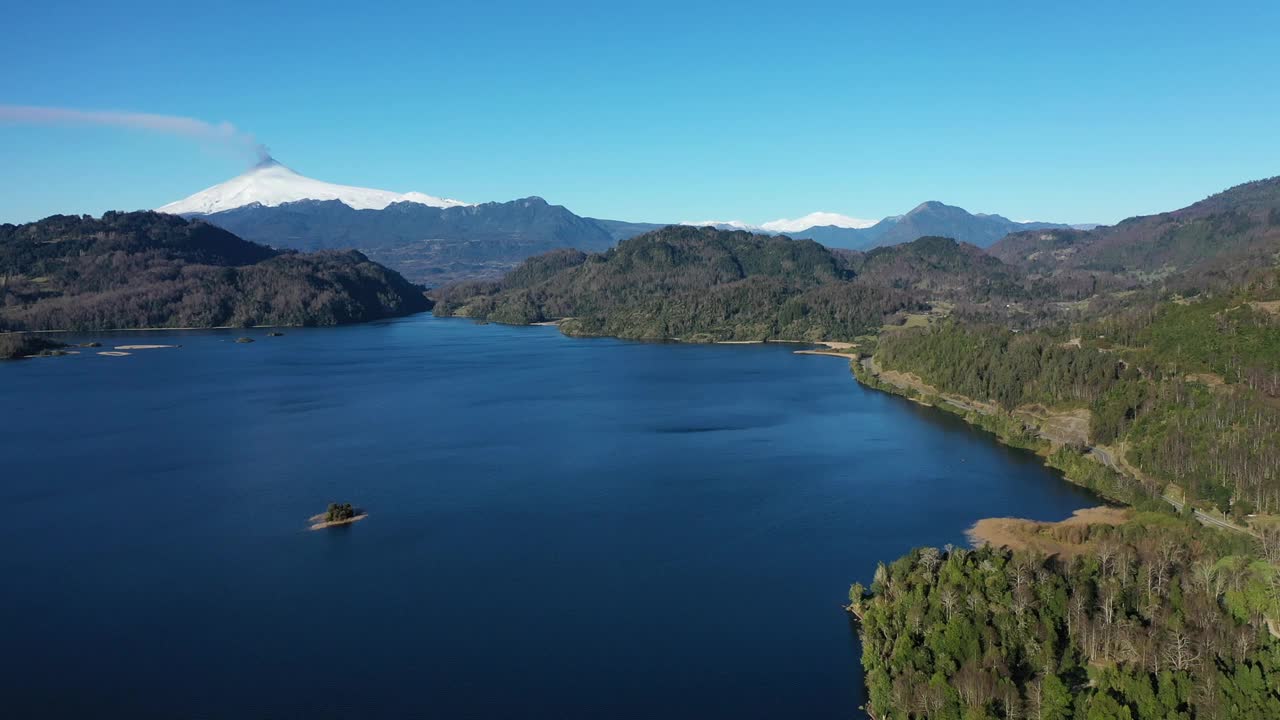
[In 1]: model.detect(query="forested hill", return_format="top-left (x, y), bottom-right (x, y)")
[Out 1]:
top-left (432, 226), bottom-right (1047, 342)
top-left (990, 176), bottom-right (1280, 291)
top-left (846, 235), bottom-right (1033, 302)
top-left (0, 211), bottom-right (430, 331)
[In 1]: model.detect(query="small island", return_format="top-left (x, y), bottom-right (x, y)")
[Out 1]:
top-left (308, 502), bottom-right (367, 530)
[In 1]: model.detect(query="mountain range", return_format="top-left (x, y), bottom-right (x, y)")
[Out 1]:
top-left (786, 201), bottom-right (1093, 250)
top-left (159, 160), bottom-right (1087, 285)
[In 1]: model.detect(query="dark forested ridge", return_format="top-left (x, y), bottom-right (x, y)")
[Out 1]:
top-left (431, 227), bottom-right (1048, 342)
top-left (0, 211), bottom-right (430, 332)
top-left (847, 235), bottom-right (1034, 302)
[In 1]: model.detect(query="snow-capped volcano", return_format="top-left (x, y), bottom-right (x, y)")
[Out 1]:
top-left (157, 157), bottom-right (469, 215)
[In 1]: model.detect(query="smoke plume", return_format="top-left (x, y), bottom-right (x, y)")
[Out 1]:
top-left (0, 104), bottom-right (271, 162)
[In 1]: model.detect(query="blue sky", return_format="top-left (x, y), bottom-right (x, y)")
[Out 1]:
top-left (2, 1), bottom-right (1278, 225)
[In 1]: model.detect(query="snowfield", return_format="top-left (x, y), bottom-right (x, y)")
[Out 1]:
top-left (157, 158), bottom-right (469, 214)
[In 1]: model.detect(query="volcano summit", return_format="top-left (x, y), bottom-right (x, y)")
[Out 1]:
top-left (157, 157), bottom-right (469, 215)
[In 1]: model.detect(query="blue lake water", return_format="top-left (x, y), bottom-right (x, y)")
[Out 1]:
top-left (0, 315), bottom-right (1097, 718)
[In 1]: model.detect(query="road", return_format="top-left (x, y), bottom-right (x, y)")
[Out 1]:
top-left (1088, 446), bottom-right (1257, 537)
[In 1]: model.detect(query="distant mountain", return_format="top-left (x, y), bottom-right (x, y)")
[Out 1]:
top-left (158, 157), bottom-right (467, 215)
top-left (990, 176), bottom-right (1280, 289)
top-left (158, 162), bottom-right (1090, 285)
top-left (587, 218), bottom-right (668, 242)
top-left (789, 201), bottom-right (1075, 250)
top-left (0, 212), bottom-right (429, 331)
top-left (760, 212), bottom-right (876, 233)
top-left (157, 159), bottom-right (629, 286)
top-left (183, 195), bottom-right (615, 287)
top-left (676, 212), bottom-right (875, 234)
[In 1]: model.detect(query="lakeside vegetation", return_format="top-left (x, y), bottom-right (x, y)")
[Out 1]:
top-left (0, 211), bottom-right (431, 331)
top-left (854, 521), bottom-right (1280, 720)
top-left (851, 193), bottom-right (1280, 715)
top-left (871, 271), bottom-right (1280, 517)
top-left (0, 332), bottom-right (68, 359)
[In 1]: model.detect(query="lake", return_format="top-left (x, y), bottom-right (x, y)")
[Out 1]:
top-left (0, 315), bottom-right (1097, 718)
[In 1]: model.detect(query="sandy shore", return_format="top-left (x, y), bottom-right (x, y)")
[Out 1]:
top-left (967, 506), bottom-right (1130, 557)
top-left (308, 513), bottom-right (368, 530)
top-left (794, 349), bottom-right (857, 358)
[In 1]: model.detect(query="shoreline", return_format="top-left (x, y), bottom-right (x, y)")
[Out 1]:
top-left (793, 349), bottom-right (857, 358)
top-left (483, 314), bottom-right (866, 354)
top-left (17, 323), bottom-right (301, 334)
top-left (308, 513), bottom-right (368, 530)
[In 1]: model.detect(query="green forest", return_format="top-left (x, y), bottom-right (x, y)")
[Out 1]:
top-left (854, 519), bottom-right (1280, 720)
top-left (871, 272), bottom-right (1280, 516)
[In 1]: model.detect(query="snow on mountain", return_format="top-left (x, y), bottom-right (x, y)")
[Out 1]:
top-left (679, 211), bottom-right (875, 234)
top-left (759, 211), bottom-right (875, 232)
top-left (157, 157), bottom-right (469, 215)
top-left (679, 219), bottom-right (758, 230)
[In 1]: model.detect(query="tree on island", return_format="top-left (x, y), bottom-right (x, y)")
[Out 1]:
top-left (325, 503), bottom-right (358, 522)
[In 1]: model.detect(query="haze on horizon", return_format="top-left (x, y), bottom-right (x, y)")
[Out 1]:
top-left (1, 1), bottom-right (1278, 226)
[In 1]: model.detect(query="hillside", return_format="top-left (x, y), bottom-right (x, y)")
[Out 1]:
top-left (0, 211), bottom-right (430, 331)
top-left (846, 235), bottom-right (1034, 302)
top-left (990, 176), bottom-right (1280, 289)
